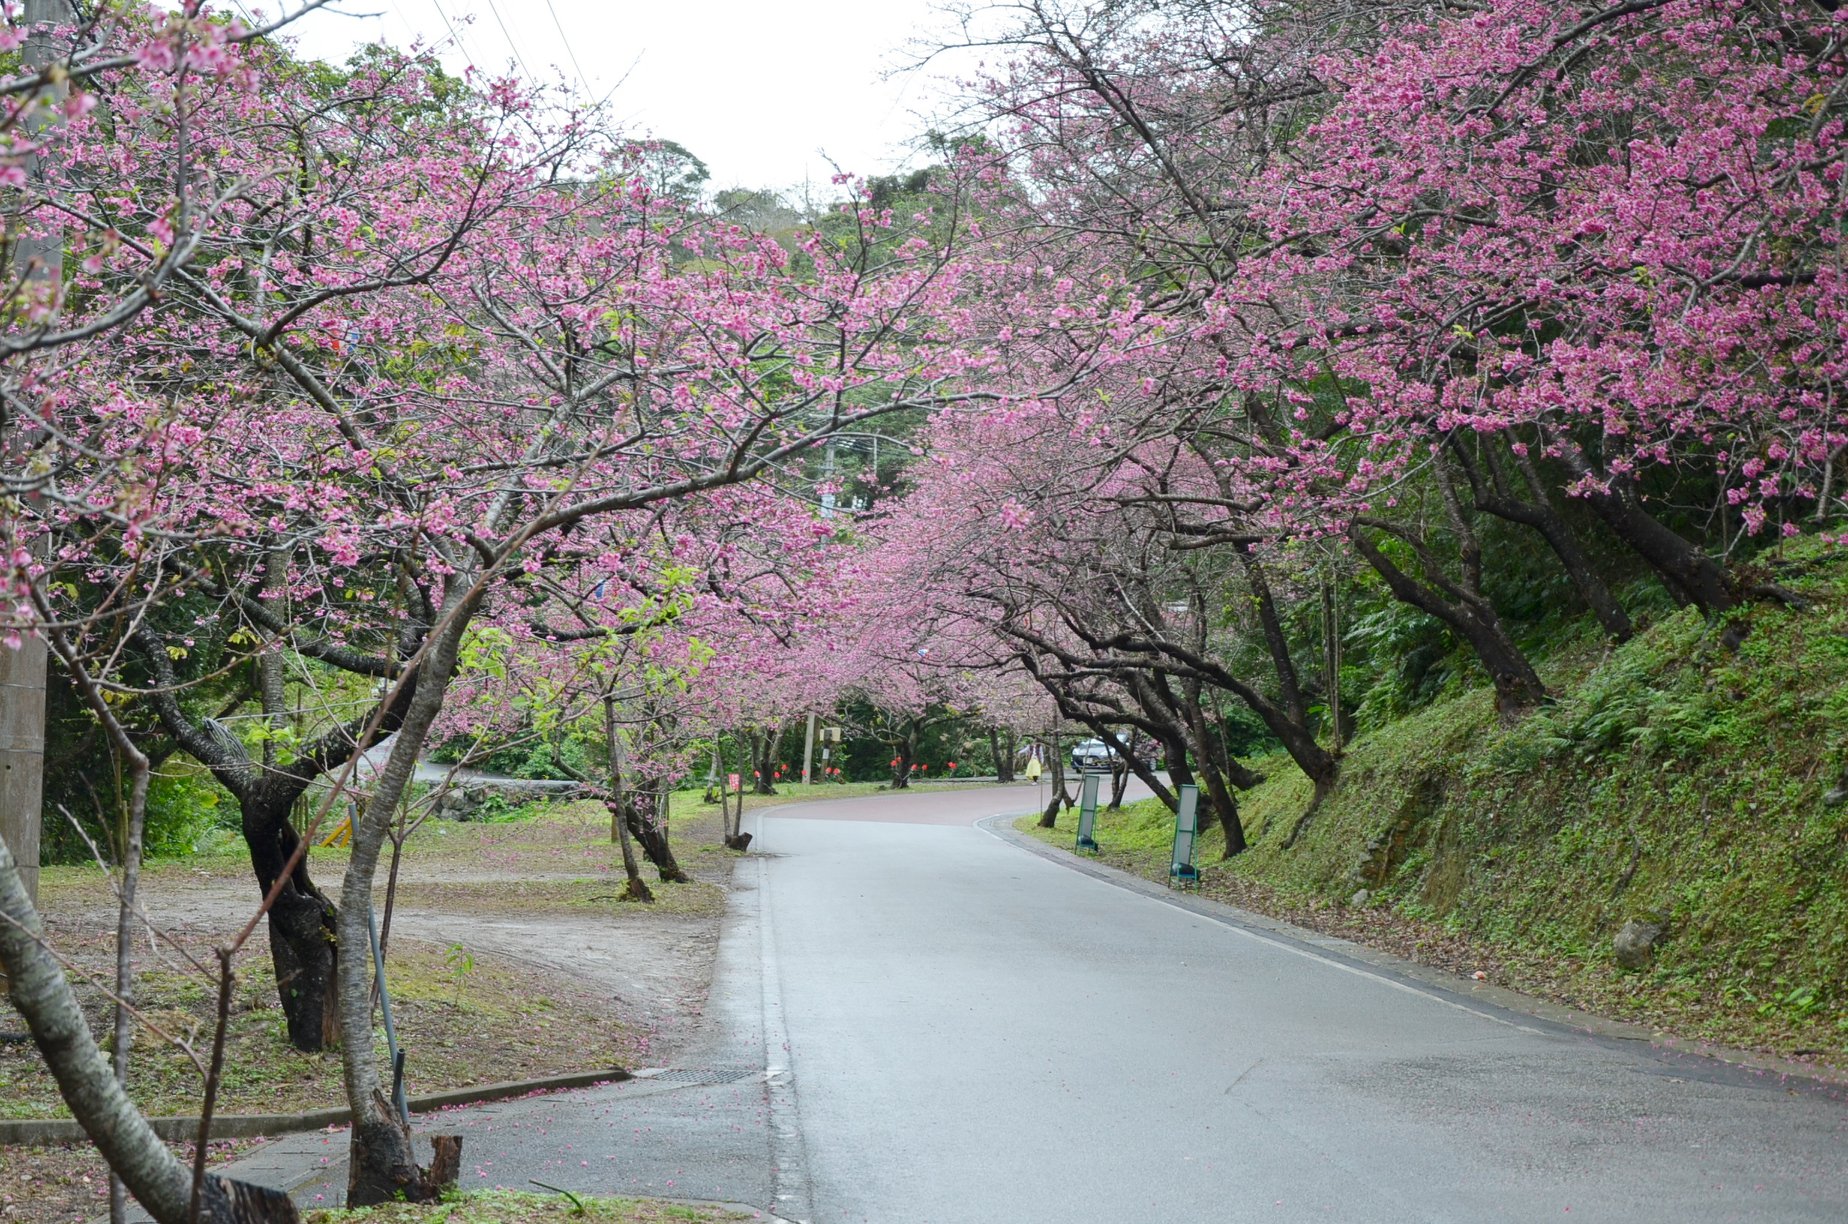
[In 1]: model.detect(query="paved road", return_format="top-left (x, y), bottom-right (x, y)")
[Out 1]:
top-left (756, 787), bottom-right (1848, 1223)
top-left (194, 783), bottom-right (1846, 1223)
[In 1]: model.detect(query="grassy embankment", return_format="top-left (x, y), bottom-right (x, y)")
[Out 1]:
top-left (1027, 539), bottom-right (1848, 1068)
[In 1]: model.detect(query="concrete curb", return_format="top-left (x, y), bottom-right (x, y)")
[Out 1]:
top-left (0, 1066), bottom-right (634, 1147)
top-left (981, 813), bottom-right (1848, 1099)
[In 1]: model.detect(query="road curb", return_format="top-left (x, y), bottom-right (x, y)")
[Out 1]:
top-left (980, 813), bottom-right (1848, 1098)
top-left (0, 1066), bottom-right (634, 1147)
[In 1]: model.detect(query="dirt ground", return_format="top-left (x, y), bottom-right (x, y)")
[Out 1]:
top-left (2, 796), bottom-right (743, 1224)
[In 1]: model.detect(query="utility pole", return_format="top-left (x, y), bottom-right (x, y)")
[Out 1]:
top-left (801, 712), bottom-right (816, 786)
top-left (818, 440), bottom-right (837, 519)
top-left (0, 0), bottom-right (71, 903)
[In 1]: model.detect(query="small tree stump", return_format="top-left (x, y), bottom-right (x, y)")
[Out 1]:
top-left (347, 1121), bottom-right (463, 1207)
top-left (199, 1174), bottom-right (301, 1222)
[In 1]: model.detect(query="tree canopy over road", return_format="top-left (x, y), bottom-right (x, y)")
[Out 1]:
top-left (3, 1), bottom-right (1846, 1220)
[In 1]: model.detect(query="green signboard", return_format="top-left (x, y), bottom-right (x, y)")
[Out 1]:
top-left (1076, 770), bottom-right (1102, 853)
top-left (1170, 783), bottom-right (1200, 887)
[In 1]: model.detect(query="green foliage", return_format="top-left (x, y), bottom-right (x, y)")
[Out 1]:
top-left (429, 734), bottom-right (595, 782)
top-left (443, 942), bottom-right (476, 1008)
top-left (1343, 593), bottom-right (1464, 727)
top-left (1217, 705), bottom-right (1279, 758)
top-left (143, 767), bottom-right (235, 860)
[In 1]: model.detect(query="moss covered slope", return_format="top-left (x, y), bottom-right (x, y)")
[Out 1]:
top-left (1039, 540), bottom-right (1848, 1065)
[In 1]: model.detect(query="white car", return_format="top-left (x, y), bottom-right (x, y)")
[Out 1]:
top-left (1070, 738), bottom-right (1118, 772)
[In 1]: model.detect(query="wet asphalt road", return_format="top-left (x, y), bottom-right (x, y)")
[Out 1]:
top-left (192, 783), bottom-right (1848, 1224)
top-left (754, 786), bottom-right (1848, 1224)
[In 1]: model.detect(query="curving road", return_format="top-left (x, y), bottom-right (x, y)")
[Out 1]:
top-left (752, 785), bottom-right (1848, 1223)
top-left (204, 783), bottom-right (1848, 1224)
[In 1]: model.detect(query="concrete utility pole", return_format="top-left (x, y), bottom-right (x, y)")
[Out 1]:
top-left (801, 712), bottom-right (816, 785)
top-left (0, 0), bottom-right (72, 903)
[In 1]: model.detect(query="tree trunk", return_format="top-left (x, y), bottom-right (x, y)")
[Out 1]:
top-left (1038, 740), bottom-right (1072, 826)
top-left (1585, 481), bottom-right (1738, 613)
top-left (346, 1122), bottom-right (461, 1209)
top-left (1029, 661), bottom-right (1178, 810)
top-left (721, 749), bottom-right (752, 851)
top-left (1348, 523), bottom-right (1547, 718)
top-left (1107, 755), bottom-right (1130, 810)
top-left (241, 799), bottom-right (340, 1052)
top-left (2, 839), bottom-right (302, 1223)
top-left (890, 727), bottom-right (915, 789)
top-left (1198, 763), bottom-right (1247, 858)
top-left (1235, 545), bottom-right (1310, 726)
top-left (626, 788), bottom-right (690, 883)
top-left (752, 725), bottom-right (780, 794)
top-left (1548, 435), bottom-right (1739, 614)
top-left (1455, 438), bottom-right (1634, 641)
top-left (1182, 689), bottom-right (1249, 856)
top-left (996, 728), bottom-right (1017, 782)
top-left (1105, 631), bottom-right (1337, 797)
top-left (334, 600), bottom-right (469, 1209)
top-left (1080, 710), bottom-right (1177, 810)
top-left (141, 634), bottom-right (413, 1055)
top-left (604, 700), bottom-right (652, 903)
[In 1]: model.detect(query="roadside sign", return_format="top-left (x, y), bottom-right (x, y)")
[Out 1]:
top-left (1076, 770), bottom-right (1102, 853)
top-left (1170, 783), bottom-right (1200, 888)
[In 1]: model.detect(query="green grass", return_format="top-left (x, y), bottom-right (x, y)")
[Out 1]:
top-left (0, 939), bottom-right (646, 1121)
top-left (15, 803), bottom-right (703, 1123)
top-left (306, 1191), bottom-right (751, 1223)
top-left (1031, 537), bottom-right (1848, 1068)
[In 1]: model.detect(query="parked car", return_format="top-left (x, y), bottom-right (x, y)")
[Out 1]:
top-left (1070, 738), bottom-right (1118, 772)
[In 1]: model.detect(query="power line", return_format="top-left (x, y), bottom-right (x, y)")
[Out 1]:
top-left (426, 0), bottom-right (485, 72)
top-left (481, 0), bottom-right (537, 87)
top-left (540, 0), bottom-right (595, 100)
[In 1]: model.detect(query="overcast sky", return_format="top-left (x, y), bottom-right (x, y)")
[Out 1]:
top-left (265, 0), bottom-right (971, 194)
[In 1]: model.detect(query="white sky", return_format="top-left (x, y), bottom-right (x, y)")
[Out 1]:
top-left (260, 0), bottom-right (971, 194)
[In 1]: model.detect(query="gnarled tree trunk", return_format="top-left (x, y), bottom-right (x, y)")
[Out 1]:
top-left (1, 838), bottom-right (301, 1223)
top-left (243, 795), bottom-right (340, 1050)
top-left (1348, 515), bottom-right (1547, 719)
top-left (625, 787), bottom-right (689, 883)
top-left (1548, 433), bottom-right (1740, 615)
top-left (141, 626), bottom-right (411, 1053)
top-left (1452, 437), bottom-right (1634, 642)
